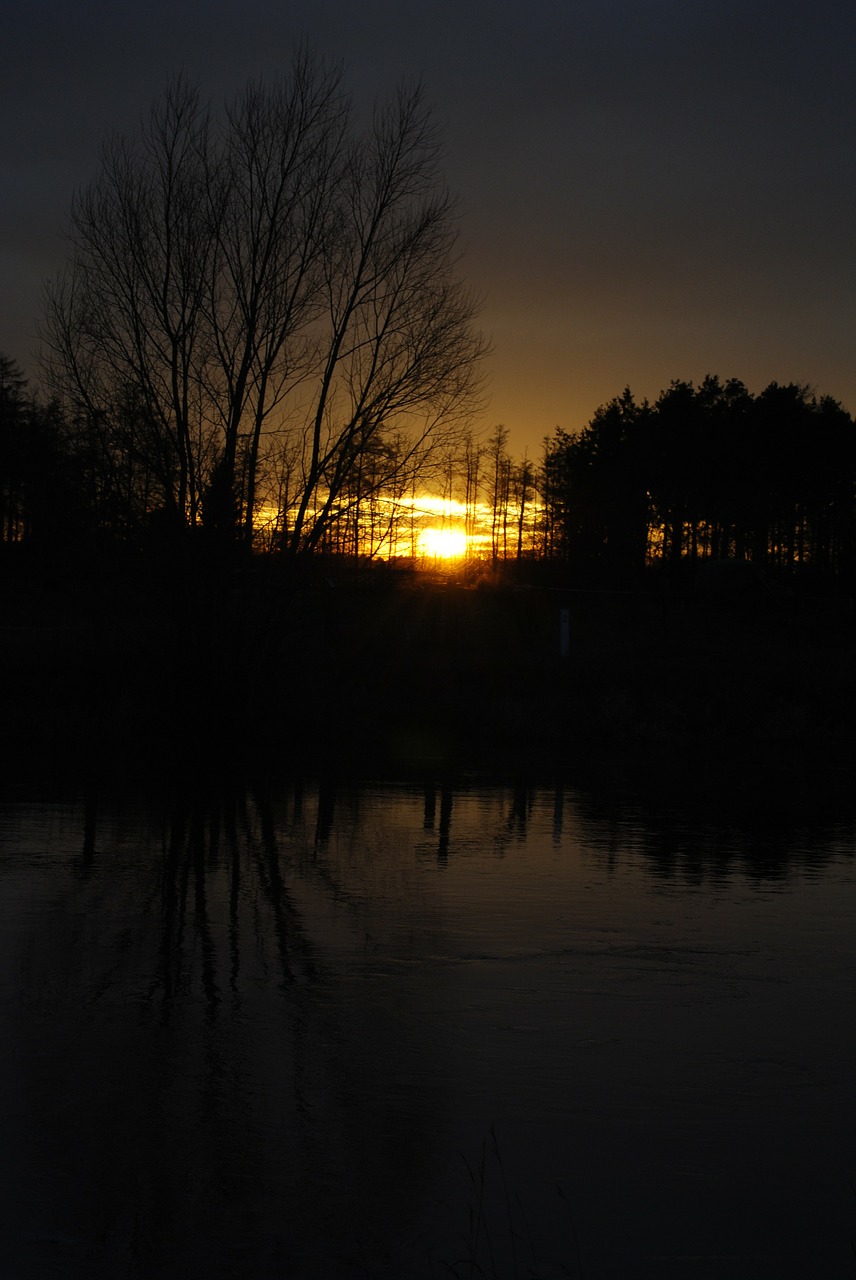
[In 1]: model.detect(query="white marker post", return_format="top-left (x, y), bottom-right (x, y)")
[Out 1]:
top-left (559, 608), bottom-right (570, 658)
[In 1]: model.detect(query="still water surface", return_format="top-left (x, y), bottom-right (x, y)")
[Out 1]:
top-left (1, 775), bottom-right (855, 1278)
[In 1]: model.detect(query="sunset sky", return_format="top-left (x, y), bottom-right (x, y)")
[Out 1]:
top-left (2, 0), bottom-right (853, 453)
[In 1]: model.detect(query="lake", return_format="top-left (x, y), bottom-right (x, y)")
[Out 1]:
top-left (1, 770), bottom-right (854, 1278)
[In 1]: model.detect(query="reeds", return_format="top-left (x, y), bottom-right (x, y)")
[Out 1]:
top-left (441, 1126), bottom-right (584, 1280)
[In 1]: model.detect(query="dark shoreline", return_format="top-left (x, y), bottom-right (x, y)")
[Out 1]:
top-left (3, 558), bottom-right (855, 792)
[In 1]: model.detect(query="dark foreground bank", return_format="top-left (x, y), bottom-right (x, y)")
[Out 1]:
top-left (2, 554), bottom-right (855, 784)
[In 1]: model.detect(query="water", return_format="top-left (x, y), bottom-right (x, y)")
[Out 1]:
top-left (1, 774), bottom-right (855, 1278)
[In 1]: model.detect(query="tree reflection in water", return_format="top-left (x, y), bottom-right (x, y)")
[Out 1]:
top-left (0, 772), bottom-right (854, 1279)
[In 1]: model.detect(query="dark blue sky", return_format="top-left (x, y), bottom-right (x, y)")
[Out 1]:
top-left (2, 0), bottom-right (854, 449)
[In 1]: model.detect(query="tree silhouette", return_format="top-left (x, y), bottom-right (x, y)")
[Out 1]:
top-left (542, 377), bottom-right (855, 584)
top-left (542, 388), bottom-right (649, 579)
top-left (40, 54), bottom-right (486, 555)
top-left (0, 354), bottom-right (29, 544)
top-left (0, 355), bottom-right (84, 550)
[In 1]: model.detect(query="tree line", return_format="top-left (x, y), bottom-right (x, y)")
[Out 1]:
top-left (539, 376), bottom-right (855, 583)
top-left (3, 355), bottom-right (854, 586)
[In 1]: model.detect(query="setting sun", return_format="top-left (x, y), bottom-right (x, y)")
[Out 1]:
top-left (418, 526), bottom-right (468, 560)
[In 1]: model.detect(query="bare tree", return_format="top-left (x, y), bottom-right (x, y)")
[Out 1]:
top-left (204, 59), bottom-right (348, 541)
top-left (461, 430), bottom-right (483, 554)
top-left (41, 80), bottom-right (214, 525)
top-left (487, 424), bottom-right (510, 562)
top-left (40, 53), bottom-right (486, 554)
top-left (513, 450), bottom-right (536, 560)
top-left (282, 83), bottom-right (486, 556)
